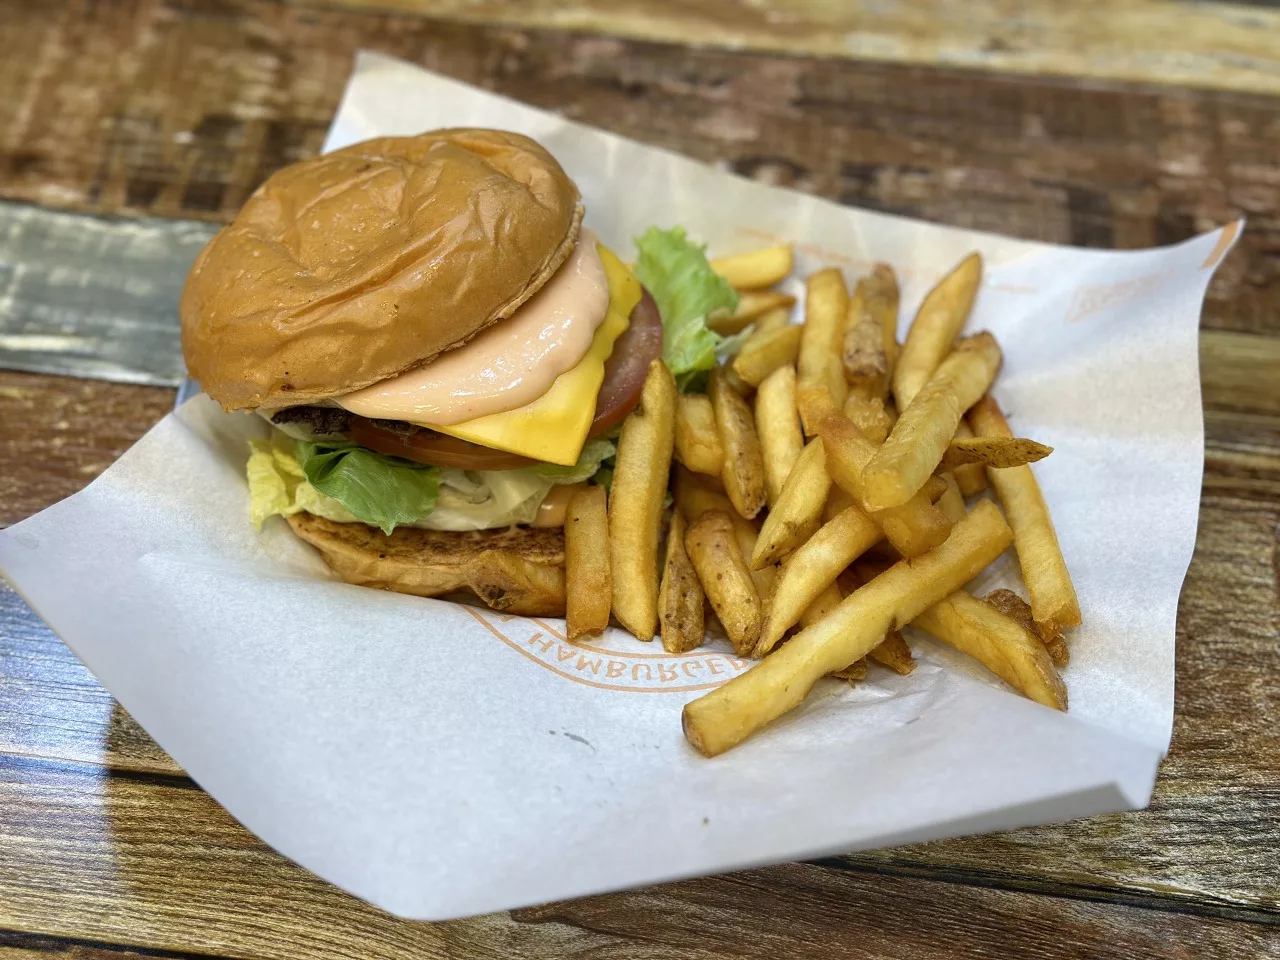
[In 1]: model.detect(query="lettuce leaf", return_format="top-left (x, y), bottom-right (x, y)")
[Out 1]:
top-left (296, 440), bottom-right (439, 535)
top-left (249, 437), bottom-right (616, 535)
top-left (246, 441), bottom-right (358, 529)
top-left (633, 226), bottom-right (739, 389)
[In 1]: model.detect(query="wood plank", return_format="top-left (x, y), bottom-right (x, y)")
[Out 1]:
top-left (309, 0), bottom-right (1280, 99)
top-left (1, 757), bottom-right (1278, 960)
top-left (0, 1), bottom-right (1277, 335)
top-left (1, 365), bottom-right (1278, 914)
top-left (0, 372), bottom-right (174, 527)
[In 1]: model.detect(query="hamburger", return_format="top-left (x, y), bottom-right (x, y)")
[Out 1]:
top-left (181, 129), bottom-right (738, 615)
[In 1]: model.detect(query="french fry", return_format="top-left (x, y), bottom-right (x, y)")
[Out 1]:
top-left (672, 465), bottom-right (776, 601)
top-left (658, 511), bottom-right (705, 654)
top-left (796, 268), bottom-right (850, 435)
top-left (685, 510), bottom-right (763, 656)
top-left (830, 658), bottom-right (868, 685)
top-left (608, 360), bottom-right (676, 641)
top-left (951, 419), bottom-right (987, 496)
top-left (843, 266), bottom-right (898, 399)
top-left (822, 485), bottom-right (855, 523)
top-left (683, 500), bottom-right (1013, 755)
top-left (842, 392), bottom-right (893, 445)
top-left (709, 369), bottom-right (767, 519)
top-left (939, 436), bottom-right (1053, 472)
top-left (985, 587), bottom-right (1069, 667)
top-left (755, 364), bottom-right (805, 505)
top-left (673, 463), bottom-right (730, 522)
top-left (936, 473), bottom-right (967, 523)
top-left (753, 306), bottom-right (793, 335)
top-left (756, 503), bottom-right (882, 655)
top-left (732, 323), bottom-right (803, 387)
top-left (969, 395), bottom-right (1081, 637)
top-left (708, 291), bottom-right (796, 335)
top-left (818, 412), bottom-right (952, 558)
top-left (799, 582), bottom-right (843, 628)
top-left (674, 393), bottom-right (724, 476)
top-left (565, 485), bottom-right (611, 641)
top-left (750, 438), bottom-right (831, 569)
top-left (914, 589), bottom-right (1067, 710)
top-left (892, 252), bottom-right (982, 411)
top-left (868, 629), bottom-right (916, 674)
top-left (711, 245), bottom-right (794, 290)
top-left (862, 332), bottom-right (1002, 511)
top-left (875, 265), bottom-right (901, 388)
top-left (837, 566), bottom-right (916, 674)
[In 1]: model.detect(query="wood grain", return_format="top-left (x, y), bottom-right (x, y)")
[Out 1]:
top-left (311, 0), bottom-right (1280, 98)
top-left (0, 0), bottom-right (1277, 336)
top-left (2, 756), bottom-right (1279, 960)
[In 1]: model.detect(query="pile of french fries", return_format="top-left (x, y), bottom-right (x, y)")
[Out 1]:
top-left (563, 243), bottom-right (1080, 756)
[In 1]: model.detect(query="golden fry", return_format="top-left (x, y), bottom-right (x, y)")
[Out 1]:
top-left (753, 307), bottom-right (792, 335)
top-left (843, 266), bottom-right (898, 399)
top-left (658, 511), bottom-right (705, 654)
top-left (710, 245), bottom-right (794, 290)
top-left (862, 332), bottom-right (1002, 511)
top-left (969, 395), bottom-right (1081, 637)
top-left (757, 504), bottom-right (882, 655)
top-left (822, 485), bottom-right (855, 523)
top-left (673, 466), bottom-right (775, 600)
top-left (682, 500), bottom-right (1013, 755)
top-left (837, 565), bottom-right (916, 674)
top-left (799, 582), bottom-right (843, 628)
top-left (869, 629), bottom-right (916, 675)
top-left (608, 360), bottom-right (676, 641)
top-left (952, 419), bottom-right (988, 496)
top-left (842, 392), bottom-right (893, 445)
top-left (817, 412), bottom-right (952, 558)
top-left (936, 473), bottom-right (967, 523)
top-left (892, 252), bottom-right (982, 411)
top-left (673, 393), bottom-right (724, 477)
top-left (709, 369), bottom-right (767, 519)
top-left (985, 587), bottom-right (1069, 667)
top-left (755, 364), bottom-right (805, 505)
top-left (685, 510), bottom-right (763, 657)
top-left (732, 323), bottom-right (803, 387)
top-left (830, 658), bottom-right (868, 685)
top-left (939, 436), bottom-right (1053, 472)
top-left (750, 438), bottom-right (830, 569)
top-left (565, 485), bottom-right (611, 641)
top-left (797, 268), bottom-right (850, 435)
top-left (708, 291), bottom-right (796, 335)
top-left (914, 589), bottom-right (1067, 710)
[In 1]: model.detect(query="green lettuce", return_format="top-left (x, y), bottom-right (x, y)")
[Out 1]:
top-left (633, 226), bottom-right (739, 389)
top-left (296, 440), bottom-right (440, 535)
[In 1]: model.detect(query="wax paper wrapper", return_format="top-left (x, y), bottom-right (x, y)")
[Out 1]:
top-left (0, 53), bottom-right (1238, 919)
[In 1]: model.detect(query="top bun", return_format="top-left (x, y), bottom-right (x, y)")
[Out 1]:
top-left (181, 129), bottom-right (583, 411)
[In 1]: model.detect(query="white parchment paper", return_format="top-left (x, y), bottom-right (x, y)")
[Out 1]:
top-left (0, 53), bottom-right (1238, 919)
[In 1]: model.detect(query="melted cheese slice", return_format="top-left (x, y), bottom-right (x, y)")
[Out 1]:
top-left (430, 245), bottom-right (641, 466)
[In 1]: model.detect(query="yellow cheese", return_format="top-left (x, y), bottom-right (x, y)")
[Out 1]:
top-left (431, 245), bottom-right (641, 466)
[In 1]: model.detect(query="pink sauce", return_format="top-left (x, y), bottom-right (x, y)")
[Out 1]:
top-left (336, 230), bottom-right (609, 425)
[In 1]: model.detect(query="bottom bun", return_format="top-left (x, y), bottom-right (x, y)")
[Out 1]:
top-left (288, 513), bottom-right (566, 616)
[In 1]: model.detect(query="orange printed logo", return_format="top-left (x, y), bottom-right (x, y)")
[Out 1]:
top-left (1065, 271), bottom-right (1169, 324)
top-left (465, 607), bottom-right (752, 693)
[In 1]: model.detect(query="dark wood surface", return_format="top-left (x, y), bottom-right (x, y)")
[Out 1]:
top-left (1, 1), bottom-right (1279, 957)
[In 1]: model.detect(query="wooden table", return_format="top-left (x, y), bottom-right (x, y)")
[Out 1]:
top-left (2, 2), bottom-right (1279, 957)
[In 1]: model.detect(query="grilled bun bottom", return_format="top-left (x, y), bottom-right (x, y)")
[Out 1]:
top-left (288, 512), bottom-right (567, 616)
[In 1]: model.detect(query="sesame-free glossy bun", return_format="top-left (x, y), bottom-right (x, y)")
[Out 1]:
top-left (181, 129), bottom-right (583, 411)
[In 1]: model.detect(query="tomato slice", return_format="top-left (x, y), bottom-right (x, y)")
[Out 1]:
top-left (343, 287), bottom-right (663, 471)
top-left (346, 418), bottom-right (539, 470)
